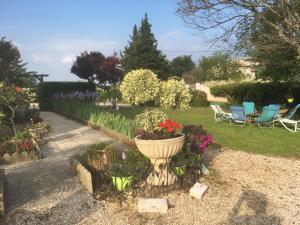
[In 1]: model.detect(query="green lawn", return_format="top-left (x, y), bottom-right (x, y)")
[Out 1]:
top-left (119, 106), bottom-right (300, 159)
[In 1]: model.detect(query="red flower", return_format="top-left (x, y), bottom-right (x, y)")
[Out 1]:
top-left (16, 87), bottom-right (22, 93)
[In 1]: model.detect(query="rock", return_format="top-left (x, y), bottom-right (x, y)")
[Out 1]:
top-left (202, 164), bottom-right (210, 176)
top-left (138, 198), bottom-right (168, 213)
top-left (2, 153), bottom-right (11, 162)
top-left (190, 182), bottom-right (208, 200)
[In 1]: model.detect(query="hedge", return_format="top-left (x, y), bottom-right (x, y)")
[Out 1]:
top-left (190, 90), bottom-right (209, 107)
top-left (38, 82), bottom-right (95, 110)
top-left (210, 82), bottom-right (300, 106)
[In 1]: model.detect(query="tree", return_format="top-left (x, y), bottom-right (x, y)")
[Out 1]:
top-left (199, 52), bottom-right (244, 81)
top-left (121, 14), bottom-right (170, 80)
top-left (0, 37), bottom-right (35, 86)
top-left (177, 0), bottom-right (300, 57)
top-left (170, 55), bottom-right (195, 77)
top-left (71, 51), bottom-right (123, 108)
top-left (236, 6), bottom-right (300, 81)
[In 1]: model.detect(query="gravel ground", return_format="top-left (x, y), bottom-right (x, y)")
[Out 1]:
top-left (4, 148), bottom-right (300, 225)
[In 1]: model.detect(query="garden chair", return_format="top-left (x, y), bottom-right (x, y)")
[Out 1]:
top-left (277, 118), bottom-right (299, 132)
top-left (210, 104), bottom-right (232, 122)
top-left (229, 106), bottom-right (247, 126)
top-left (254, 105), bottom-right (278, 128)
top-left (242, 102), bottom-right (256, 116)
top-left (279, 104), bottom-right (300, 120)
top-left (269, 104), bottom-right (281, 119)
top-left (274, 104), bottom-right (300, 132)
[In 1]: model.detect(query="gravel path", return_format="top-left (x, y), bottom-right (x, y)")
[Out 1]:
top-left (3, 112), bottom-right (300, 225)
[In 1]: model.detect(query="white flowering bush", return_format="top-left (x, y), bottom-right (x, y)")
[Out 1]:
top-left (120, 69), bottom-right (160, 106)
top-left (160, 79), bottom-right (191, 110)
top-left (136, 109), bottom-right (167, 133)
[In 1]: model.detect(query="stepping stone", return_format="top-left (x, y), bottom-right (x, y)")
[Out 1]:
top-left (138, 198), bottom-right (168, 213)
top-left (190, 182), bottom-right (208, 199)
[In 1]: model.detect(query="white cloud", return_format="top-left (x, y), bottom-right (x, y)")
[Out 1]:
top-left (158, 30), bottom-right (214, 60)
top-left (61, 55), bottom-right (75, 64)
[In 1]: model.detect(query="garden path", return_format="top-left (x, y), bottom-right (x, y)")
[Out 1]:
top-left (2, 112), bottom-right (112, 224)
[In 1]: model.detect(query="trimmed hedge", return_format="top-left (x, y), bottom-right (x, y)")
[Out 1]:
top-left (211, 82), bottom-right (300, 106)
top-left (38, 82), bottom-right (95, 110)
top-left (190, 90), bottom-right (209, 107)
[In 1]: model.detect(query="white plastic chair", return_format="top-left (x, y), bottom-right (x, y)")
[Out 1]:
top-left (210, 104), bottom-right (232, 122)
top-left (278, 118), bottom-right (299, 132)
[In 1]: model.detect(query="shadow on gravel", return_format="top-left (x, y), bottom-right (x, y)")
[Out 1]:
top-left (5, 189), bottom-right (99, 225)
top-left (227, 190), bottom-right (281, 225)
top-left (203, 143), bottom-right (223, 165)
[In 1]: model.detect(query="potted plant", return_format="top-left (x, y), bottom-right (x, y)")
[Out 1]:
top-left (171, 151), bottom-right (188, 176)
top-left (120, 69), bottom-right (191, 186)
top-left (108, 151), bottom-right (136, 191)
top-left (182, 125), bottom-right (213, 175)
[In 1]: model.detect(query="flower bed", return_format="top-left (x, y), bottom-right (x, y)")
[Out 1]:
top-left (0, 121), bottom-right (50, 164)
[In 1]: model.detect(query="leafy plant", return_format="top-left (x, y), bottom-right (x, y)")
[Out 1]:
top-left (52, 101), bottom-right (137, 138)
top-left (17, 130), bottom-right (32, 141)
top-left (120, 69), bottom-right (160, 106)
top-left (136, 109), bottom-right (167, 134)
top-left (159, 79), bottom-right (191, 111)
top-left (190, 90), bottom-right (209, 107)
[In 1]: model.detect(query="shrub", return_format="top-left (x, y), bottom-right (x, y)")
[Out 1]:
top-left (120, 69), bottom-right (160, 106)
top-left (160, 79), bottom-right (191, 110)
top-left (190, 90), bottom-right (209, 107)
top-left (38, 82), bottom-right (95, 110)
top-left (136, 109), bottom-right (167, 133)
top-left (211, 82), bottom-right (300, 106)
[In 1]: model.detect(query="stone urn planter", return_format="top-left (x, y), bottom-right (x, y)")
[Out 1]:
top-left (135, 134), bottom-right (185, 186)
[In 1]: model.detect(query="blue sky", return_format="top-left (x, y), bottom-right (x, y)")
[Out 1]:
top-left (1, 0), bottom-right (216, 81)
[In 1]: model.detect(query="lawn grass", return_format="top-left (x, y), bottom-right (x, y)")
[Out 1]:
top-left (118, 106), bottom-right (300, 159)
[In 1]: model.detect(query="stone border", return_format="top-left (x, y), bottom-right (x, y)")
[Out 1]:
top-left (53, 110), bottom-right (136, 147)
top-left (0, 169), bottom-right (6, 217)
top-left (0, 138), bottom-right (41, 164)
top-left (70, 157), bottom-right (93, 194)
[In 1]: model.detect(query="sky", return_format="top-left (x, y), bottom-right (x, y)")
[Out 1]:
top-left (0, 0), bottom-right (217, 81)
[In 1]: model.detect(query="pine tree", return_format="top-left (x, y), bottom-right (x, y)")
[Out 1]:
top-left (121, 14), bottom-right (170, 80)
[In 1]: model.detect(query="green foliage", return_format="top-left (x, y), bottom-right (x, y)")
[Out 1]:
top-left (136, 109), bottom-right (167, 133)
top-left (199, 52), bottom-right (245, 81)
top-left (170, 55), bottom-right (195, 77)
top-left (190, 90), bottom-right (209, 107)
top-left (0, 82), bottom-right (32, 107)
top-left (38, 82), bottom-right (95, 110)
top-left (160, 79), bottom-right (191, 110)
top-left (17, 130), bottom-right (32, 141)
top-left (121, 14), bottom-right (170, 80)
top-left (52, 101), bottom-right (136, 138)
top-left (120, 69), bottom-right (160, 106)
top-left (182, 68), bottom-right (203, 84)
top-left (108, 147), bottom-right (149, 179)
top-left (96, 88), bottom-right (122, 102)
top-left (236, 2), bottom-right (300, 82)
top-left (211, 82), bottom-right (300, 106)
top-left (0, 37), bottom-right (36, 86)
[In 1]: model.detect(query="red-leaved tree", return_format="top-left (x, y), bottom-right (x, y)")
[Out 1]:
top-left (71, 51), bottom-right (123, 109)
